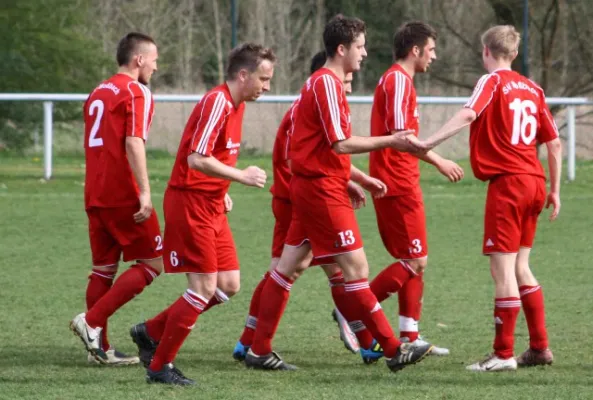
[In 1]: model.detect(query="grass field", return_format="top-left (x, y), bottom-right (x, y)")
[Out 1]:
top-left (1, 153), bottom-right (592, 400)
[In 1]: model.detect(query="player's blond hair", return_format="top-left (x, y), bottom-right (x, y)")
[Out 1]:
top-left (481, 25), bottom-right (521, 60)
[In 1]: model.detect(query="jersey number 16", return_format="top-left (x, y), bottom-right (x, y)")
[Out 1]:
top-left (509, 98), bottom-right (537, 146)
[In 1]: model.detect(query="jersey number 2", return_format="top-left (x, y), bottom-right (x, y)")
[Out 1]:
top-left (88, 99), bottom-right (104, 148)
top-left (509, 98), bottom-right (537, 145)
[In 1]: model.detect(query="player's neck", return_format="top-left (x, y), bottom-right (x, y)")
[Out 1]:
top-left (225, 80), bottom-right (244, 108)
top-left (397, 59), bottom-right (416, 79)
top-left (323, 60), bottom-right (347, 83)
top-left (486, 60), bottom-right (512, 73)
top-left (117, 67), bottom-right (139, 82)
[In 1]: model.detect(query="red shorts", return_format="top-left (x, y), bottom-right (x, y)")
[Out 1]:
top-left (483, 174), bottom-right (546, 254)
top-left (162, 188), bottom-right (239, 274)
top-left (271, 196), bottom-right (292, 258)
top-left (285, 176), bottom-right (363, 259)
top-left (373, 193), bottom-right (428, 259)
top-left (86, 206), bottom-right (162, 266)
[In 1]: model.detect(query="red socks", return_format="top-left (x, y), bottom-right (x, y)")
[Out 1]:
top-left (149, 290), bottom-right (207, 371)
top-left (251, 269), bottom-right (293, 355)
top-left (398, 273), bottom-right (424, 341)
top-left (86, 263), bottom-right (159, 330)
top-left (238, 272), bottom-right (270, 346)
top-left (370, 261), bottom-right (417, 302)
top-left (86, 269), bottom-right (116, 351)
top-left (520, 285), bottom-right (548, 350)
top-left (493, 297), bottom-right (521, 359)
top-left (344, 279), bottom-right (400, 358)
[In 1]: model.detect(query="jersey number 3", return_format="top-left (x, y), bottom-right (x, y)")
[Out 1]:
top-left (88, 99), bottom-right (104, 148)
top-left (509, 98), bottom-right (537, 146)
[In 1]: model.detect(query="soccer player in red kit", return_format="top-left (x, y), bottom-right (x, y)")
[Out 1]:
top-left (232, 51), bottom-right (364, 360)
top-left (70, 33), bottom-right (162, 366)
top-left (342, 22), bottom-right (464, 360)
top-left (244, 15), bottom-right (433, 372)
top-left (128, 44), bottom-right (276, 385)
top-left (406, 25), bottom-right (561, 371)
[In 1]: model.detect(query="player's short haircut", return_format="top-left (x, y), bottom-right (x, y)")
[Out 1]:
top-left (392, 21), bottom-right (437, 61)
top-left (116, 32), bottom-right (156, 67)
top-left (226, 43), bottom-right (277, 80)
top-left (310, 51), bottom-right (327, 74)
top-left (481, 25), bottom-right (521, 60)
top-left (323, 14), bottom-right (366, 58)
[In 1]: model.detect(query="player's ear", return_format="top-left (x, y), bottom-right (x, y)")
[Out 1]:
top-left (238, 68), bottom-right (249, 83)
top-left (136, 53), bottom-right (144, 67)
top-left (336, 44), bottom-right (346, 57)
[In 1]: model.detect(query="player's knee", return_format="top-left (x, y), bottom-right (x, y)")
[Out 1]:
top-left (407, 257), bottom-right (427, 274)
top-left (92, 263), bottom-right (119, 273)
top-left (141, 257), bottom-right (164, 274)
top-left (321, 264), bottom-right (341, 278)
top-left (134, 260), bottom-right (162, 285)
top-left (219, 280), bottom-right (240, 298)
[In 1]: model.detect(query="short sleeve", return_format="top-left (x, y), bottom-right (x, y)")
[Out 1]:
top-left (464, 74), bottom-right (500, 116)
top-left (190, 92), bottom-right (229, 156)
top-left (126, 82), bottom-right (153, 140)
top-left (384, 71), bottom-right (413, 131)
top-left (313, 75), bottom-right (350, 145)
top-left (537, 93), bottom-right (560, 143)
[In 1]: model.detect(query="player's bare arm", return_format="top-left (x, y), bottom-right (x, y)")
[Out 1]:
top-left (350, 164), bottom-right (387, 198)
top-left (406, 108), bottom-right (477, 151)
top-left (545, 138), bottom-right (562, 221)
top-left (413, 150), bottom-right (464, 183)
top-left (188, 152), bottom-right (267, 188)
top-left (332, 129), bottom-right (416, 155)
top-left (125, 136), bottom-right (152, 223)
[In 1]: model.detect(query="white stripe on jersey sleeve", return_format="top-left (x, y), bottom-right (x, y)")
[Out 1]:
top-left (138, 83), bottom-right (152, 140)
top-left (195, 92), bottom-right (226, 155)
top-left (322, 75), bottom-right (346, 140)
top-left (465, 74), bottom-right (491, 108)
top-left (394, 71), bottom-right (407, 130)
top-left (127, 81), bottom-right (152, 140)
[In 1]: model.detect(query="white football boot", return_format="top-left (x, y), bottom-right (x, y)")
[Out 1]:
top-left (466, 354), bottom-right (518, 372)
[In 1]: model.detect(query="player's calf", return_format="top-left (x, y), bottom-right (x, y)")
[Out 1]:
top-left (130, 322), bottom-right (159, 368)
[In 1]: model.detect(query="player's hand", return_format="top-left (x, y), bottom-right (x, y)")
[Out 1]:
top-left (134, 191), bottom-right (153, 223)
top-left (390, 129), bottom-right (420, 152)
top-left (436, 159), bottom-right (464, 182)
top-left (347, 181), bottom-right (367, 209)
top-left (224, 193), bottom-right (233, 213)
top-left (405, 134), bottom-right (434, 152)
top-left (241, 166), bottom-right (267, 188)
top-left (360, 176), bottom-right (387, 199)
top-left (545, 191), bottom-right (561, 221)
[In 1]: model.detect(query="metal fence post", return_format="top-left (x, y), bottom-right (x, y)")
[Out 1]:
top-left (43, 101), bottom-right (53, 180)
top-left (567, 106), bottom-right (576, 182)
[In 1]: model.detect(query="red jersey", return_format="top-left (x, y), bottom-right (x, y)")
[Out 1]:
top-left (270, 97), bottom-right (300, 200)
top-left (465, 69), bottom-right (559, 181)
top-left (84, 73), bottom-right (154, 209)
top-left (290, 68), bottom-right (352, 182)
top-left (369, 64), bottom-right (420, 196)
top-left (168, 83), bottom-right (245, 199)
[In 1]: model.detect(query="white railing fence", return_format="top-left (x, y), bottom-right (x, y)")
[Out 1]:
top-left (0, 94), bottom-right (590, 181)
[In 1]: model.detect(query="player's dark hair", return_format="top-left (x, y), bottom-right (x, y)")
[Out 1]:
top-left (323, 14), bottom-right (366, 58)
top-left (310, 51), bottom-right (327, 74)
top-left (392, 21), bottom-right (437, 61)
top-left (116, 32), bottom-right (156, 66)
top-left (226, 43), bottom-right (277, 80)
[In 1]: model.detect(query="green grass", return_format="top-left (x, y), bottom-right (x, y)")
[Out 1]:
top-left (1, 153), bottom-right (592, 400)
